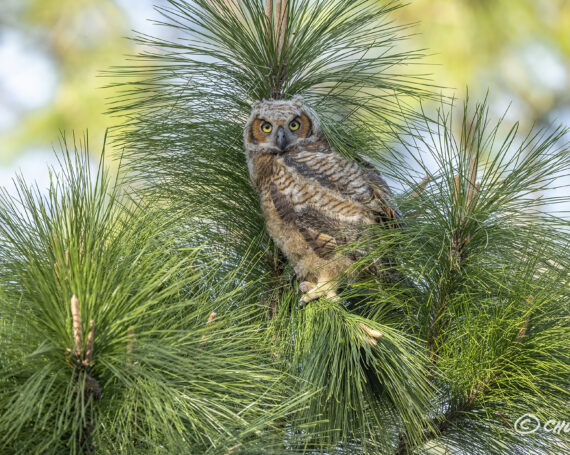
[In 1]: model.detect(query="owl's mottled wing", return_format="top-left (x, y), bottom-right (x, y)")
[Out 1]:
top-left (282, 143), bottom-right (402, 223)
top-left (357, 158), bottom-right (403, 222)
top-left (269, 141), bottom-right (401, 260)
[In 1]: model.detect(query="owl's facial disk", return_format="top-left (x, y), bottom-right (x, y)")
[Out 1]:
top-left (249, 113), bottom-right (313, 152)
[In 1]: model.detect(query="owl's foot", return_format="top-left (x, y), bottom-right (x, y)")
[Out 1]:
top-left (299, 281), bottom-right (338, 307)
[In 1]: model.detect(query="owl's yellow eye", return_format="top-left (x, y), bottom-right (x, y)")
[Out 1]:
top-left (261, 122), bottom-right (273, 133)
top-left (289, 120), bottom-right (301, 131)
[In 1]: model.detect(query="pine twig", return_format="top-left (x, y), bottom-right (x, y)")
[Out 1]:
top-left (266, 248), bottom-right (288, 319)
top-left (276, 0), bottom-right (288, 62)
top-left (71, 295), bottom-right (83, 358)
top-left (266, 0), bottom-right (288, 59)
top-left (427, 166), bottom-right (481, 359)
top-left (69, 295), bottom-right (100, 454)
top-left (409, 175), bottom-right (431, 199)
top-left (207, 311), bottom-right (217, 324)
top-left (127, 326), bottom-right (135, 353)
top-left (266, 0), bottom-right (289, 98)
top-left (201, 311), bottom-right (217, 341)
top-left (265, 0), bottom-right (273, 23)
top-left (83, 320), bottom-right (95, 367)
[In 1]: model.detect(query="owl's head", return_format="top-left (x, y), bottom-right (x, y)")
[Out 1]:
top-left (244, 96), bottom-right (320, 154)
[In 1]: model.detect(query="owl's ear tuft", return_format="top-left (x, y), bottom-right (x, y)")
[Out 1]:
top-left (252, 100), bottom-right (263, 110)
top-left (291, 95), bottom-right (304, 108)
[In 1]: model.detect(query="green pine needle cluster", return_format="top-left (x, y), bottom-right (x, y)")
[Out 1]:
top-left (384, 100), bottom-right (570, 454)
top-left (1, 0), bottom-right (569, 454)
top-left (0, 136), bottom-right (319, 454)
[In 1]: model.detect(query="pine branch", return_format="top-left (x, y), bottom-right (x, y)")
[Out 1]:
top-left (427, 170), bottom-right (480, 359)
top-left (396, 304), bottom-right (533, 455)
top-left (265, 0), bottom-right (288, 98)
top-left (385, 97), bottom-right (570, 454)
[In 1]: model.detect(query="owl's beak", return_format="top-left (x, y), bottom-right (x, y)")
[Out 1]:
top-left (276, 126), bottom-right (288, 151)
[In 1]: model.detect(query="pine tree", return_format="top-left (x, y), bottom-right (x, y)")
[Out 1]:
top-left (1, 1), bottom-right (569, 454)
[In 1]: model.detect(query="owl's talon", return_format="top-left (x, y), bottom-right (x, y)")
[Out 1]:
top-left (299, 284), bottom-right (338, 308)
top-left (299, 281), bottom-right (315, 294)
top-left (299, 294), bottom-right (317, 308)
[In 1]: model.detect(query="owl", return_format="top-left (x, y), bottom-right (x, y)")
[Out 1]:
top-left (244, 96), bottom-right (402, 306)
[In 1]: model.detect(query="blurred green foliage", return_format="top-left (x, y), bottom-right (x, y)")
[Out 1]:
top-left (0, 0), bottom-right (569, 164)
top-left (0, 0), bottom-right (135, 163)
top-left (401, 0), bottom-right (570, 129)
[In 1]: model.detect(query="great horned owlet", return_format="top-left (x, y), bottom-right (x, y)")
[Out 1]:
top-left (244, 96), bottom-right (401, 306)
